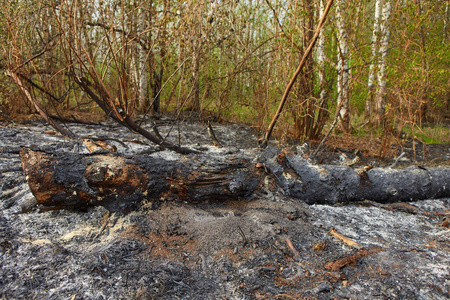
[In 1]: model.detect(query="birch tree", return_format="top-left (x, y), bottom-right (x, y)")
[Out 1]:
top-left (316, 0), bottom-right (326, 107)
top-left (137, 4), bottom-right (150, 113)
top-left (366, 0), bottom-right (392, 126)
top-left (335, 0), bottom-right (350, 132)
top-left (366, 0), bottom-right (381, 118)
top-left (374, 0), bottom-right (392, 126)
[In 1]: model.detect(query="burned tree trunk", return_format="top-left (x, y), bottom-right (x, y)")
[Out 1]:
top-left (262, 147), bottom-right (450, 204)
top-left (19, 148), bottom-right (260, 210)
top-left (20, 147), bottom-right (450, 210)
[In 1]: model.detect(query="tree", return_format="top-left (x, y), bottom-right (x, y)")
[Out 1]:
top-left (374, 0), bottom-right (392, 126)
top-left (366, 0), bottom-right (382, 119)
top-left (335, 0), bottom-right (351, 132)
top-left (137, 2), bottom-right (150, 113)
top-left (366, 0), bottom-right (392, 126)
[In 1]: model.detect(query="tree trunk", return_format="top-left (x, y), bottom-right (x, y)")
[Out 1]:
top-left (189, 38), bottom-right (201, 111)
top-left (366, 0), bottom-right (382, 119)
top-left (138, 5), bottom-right (150, 113)
top-left (335, 0), bottom-right (351, 132)
top-left (375, 0), bottom-right (392, 127)
top-left (20, 147), bottom-right (450, 210)
top-left (20, 148), bottom-right (260, 210)
top-left (316, 0), bottom-right (326, 109)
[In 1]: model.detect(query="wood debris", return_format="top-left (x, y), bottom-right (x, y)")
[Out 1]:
top-left (363, 200), bottom-right (450, 216)
top-left (328, 227), bottom-right (362, 249)
top-left (83, 139), bottom-right (117, 153)
top-left (207, 121), bottom-right (222, 147)
top-left (285, 237), bottom-right (300, 259)
top-left (324, 248), bottom-right (383, 272)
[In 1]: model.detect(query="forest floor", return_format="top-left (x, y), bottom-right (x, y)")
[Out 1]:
top-left (0, 114), bottom-right (449, 299)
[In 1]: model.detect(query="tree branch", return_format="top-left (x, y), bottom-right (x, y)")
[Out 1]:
top-left (260, 0), bottom-right (334, 147)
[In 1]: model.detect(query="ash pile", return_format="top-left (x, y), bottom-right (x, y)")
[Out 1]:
top-left (0, 119), bottom-right (449, 299)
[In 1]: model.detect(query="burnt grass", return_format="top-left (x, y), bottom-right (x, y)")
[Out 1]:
top-left (0, 116), bottom-right (449, 299)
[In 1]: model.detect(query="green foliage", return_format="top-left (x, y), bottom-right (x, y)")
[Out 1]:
top-left (403, 126), bottom-right (450, 145)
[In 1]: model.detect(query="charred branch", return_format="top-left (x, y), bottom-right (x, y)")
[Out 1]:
top-left (6, 70), bottom-right (76, 139)
top-left (16, 72), bottom-right (71, 104)
top-left (73, 76), bottom-right (199, 154)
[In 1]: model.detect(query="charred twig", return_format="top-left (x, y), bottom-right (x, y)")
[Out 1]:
top-left (363, 200), bottom-right (450, 216)
top-left (74, 77), bottom-right (199, 154)
top-left (48, 114), bottom-right (102, 126)
top-left (389, 152), bottom-right (406, 169)
top-left (286, 237), bottom-right (300, 259)
top-left (0, 167), bottom-right (23, 173)
top-left (325, 248), bottom-right (383, 271)
top-left (237, 226), bottom-right (248, 246)
top-left (207, 121), bottom-right (222, 147)
top-left (17, 72), bottom-right (71, 104)
top-left (328, 227), bottom-right (362, 249)
top-left (151, 122), bottom-right (164, 141)
top-left (20, 197), bottom-right (39, 213)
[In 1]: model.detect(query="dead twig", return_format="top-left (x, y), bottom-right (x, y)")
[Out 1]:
top-left (237, 226), bottom-right (248, 247)
top-left (207, 121), bottom-right (222, 147)
top-left (388, 152), bottom-right (405, 169)
top-left (325, 248), bottom-right (383, 271)
top-left (285, 237), bottom-right (300, 259)
top-left (363, 200), bottom-right (450, 216)
top-left (328, 227), bottom-right (362, 249)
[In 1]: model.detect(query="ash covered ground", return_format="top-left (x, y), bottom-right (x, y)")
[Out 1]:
top-left (0, 117), bottom-right (449, 299)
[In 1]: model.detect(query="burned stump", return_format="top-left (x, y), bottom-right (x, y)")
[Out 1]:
top-left (20, 147), bottom-right (450, 210)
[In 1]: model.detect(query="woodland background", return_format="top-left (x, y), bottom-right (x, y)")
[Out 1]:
top-left (0, 0), bottom-right (449, 145)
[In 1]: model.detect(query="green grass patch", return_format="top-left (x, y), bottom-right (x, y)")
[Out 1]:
top-left (403, 126), bottom-right (450, 144)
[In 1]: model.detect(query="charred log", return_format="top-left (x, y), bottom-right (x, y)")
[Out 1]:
top-left (19, 148), bottom-right (260, 210)
top-left (19, 147), bottom-right (450, 210)
top-left (261, 147), bottom-right (450, 204)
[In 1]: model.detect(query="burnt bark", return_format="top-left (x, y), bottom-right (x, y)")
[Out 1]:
top-left (20, 147), bottom-right (450, 210)
top-left (19, 148), bottom-right (260, 210)
top-left (262, 147), bottom-right (450, 204)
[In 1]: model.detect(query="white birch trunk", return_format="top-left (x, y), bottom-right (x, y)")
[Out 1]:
top-left (336, 0), bottom-right (350, 132)
top-left (366, 0), bottom-right (382, 118)
top-left (138, 7), bottom-right (149, 112)
top-left (375, 0), bottom-right (392, 125)
top-left (316, 0), bottom-right (326, 104)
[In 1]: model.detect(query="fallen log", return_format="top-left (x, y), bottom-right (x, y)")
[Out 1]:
top-left (19, 148), bottom-right (260, 210)
top-left (261, 147), bottom-right (450, 204)
top-left (19, 147), bottom-right (450, 210)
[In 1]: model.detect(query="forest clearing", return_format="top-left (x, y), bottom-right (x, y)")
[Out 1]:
top-left (0, 0), bottom-right (449, 298)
